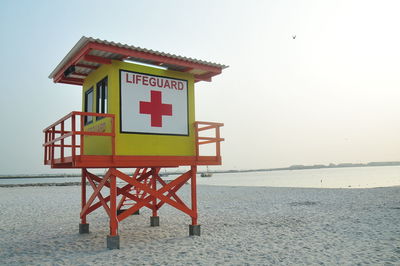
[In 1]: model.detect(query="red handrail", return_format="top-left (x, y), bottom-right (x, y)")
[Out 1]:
top-left (43, 112), bottom-right (223, 166)
top-left (194, 121), bottom-right (224, 159)
top-left (43, 112), bottom-right (115, 165)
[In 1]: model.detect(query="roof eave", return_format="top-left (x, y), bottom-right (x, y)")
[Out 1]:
top-left (49, 36), bottom-right (228, 84)
top-left (48, 36), bottom-right (90, 79)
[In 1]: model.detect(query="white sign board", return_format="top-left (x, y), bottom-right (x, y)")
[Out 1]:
top-left (120, 70), bottom-right (189, 135)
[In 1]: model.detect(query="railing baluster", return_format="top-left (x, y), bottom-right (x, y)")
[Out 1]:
top-left (51, 126), bottom-right (55, 165)
top-left (44, 131), bottom-right (48, 164)
top-left (72, 114), bottom-right (76, 162)
top-left (61, 121), bottom-right (65, 161)
top-left (195, 123), bottom-right (199, 159)
top-left (111, 116), bottom-right (116, 161)
top-left (216, 126), bottom-right (221, 158)
top-left (80, 114), bottom-right (84, 158)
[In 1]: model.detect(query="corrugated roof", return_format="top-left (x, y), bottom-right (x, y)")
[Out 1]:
top-left (49, 36), bottom-right (228, 83)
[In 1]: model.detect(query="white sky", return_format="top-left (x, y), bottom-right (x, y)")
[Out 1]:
top-left (0, 0), bottom-right (399, 174)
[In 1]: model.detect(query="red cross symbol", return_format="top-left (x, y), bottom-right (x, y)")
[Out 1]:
top-left (139, 90), bottom-right (172, 127)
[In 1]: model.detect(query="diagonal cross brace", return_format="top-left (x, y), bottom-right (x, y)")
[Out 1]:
top-left (86, 183), bottom-right (153, 216)
top-left (117, 168), bottom-right (150, 209)
top-left (115, 169), bottom-right (195, 222)
top-left (155, 174), bottom-right (187, 209)
top-left (86, 173), bottom-right (111, 218)
top-left (80, 169), bottom-right (111, 218)
top-left (84, 172), bottom-right (153, 216)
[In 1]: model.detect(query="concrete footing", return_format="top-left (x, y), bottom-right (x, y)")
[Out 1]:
top-left (150, 216), bottom-right (160, 227)
top-left (189, 224), bottom-right (201, 236)
top-left (107, 235), bottom-right (120, 249)
top-left (79, 223), bottom-right (89, 234)
top-left (117, 209), bottom-right (140, 216)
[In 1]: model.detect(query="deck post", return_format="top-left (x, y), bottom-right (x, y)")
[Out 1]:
top-left (189, 165), bottom-right (200, 236)
top-left (79, 168), bottom-right (89, 234)
top-left (150, 168), bottom-right (160, 227)
top-left (107, 169), bottom-right (120, 249)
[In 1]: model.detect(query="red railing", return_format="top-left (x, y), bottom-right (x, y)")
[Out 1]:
top-left (43, 113), bottom-right (223, 166)
top-left (194, 121), bottom-right (224, 159)
top-left (43, 112), bottom-right (115, 166)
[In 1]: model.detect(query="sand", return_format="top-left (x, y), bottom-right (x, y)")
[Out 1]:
top-left (0, 185), bottom-right (399, 265)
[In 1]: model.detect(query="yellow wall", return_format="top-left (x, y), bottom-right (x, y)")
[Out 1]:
top-left (82, 60), bottom-right (196, 156)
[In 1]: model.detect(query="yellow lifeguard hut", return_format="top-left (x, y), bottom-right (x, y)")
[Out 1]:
top-left (43, 37), bottom-right (227, 249)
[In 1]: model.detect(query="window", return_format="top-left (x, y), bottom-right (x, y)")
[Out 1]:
top-left (96, 77), bottom-right (108, 120)
top-left (84, 88), bottom-right (94, 125)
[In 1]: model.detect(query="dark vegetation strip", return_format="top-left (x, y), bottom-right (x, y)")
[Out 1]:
top-left (0, 182), bottom-right (82, 188)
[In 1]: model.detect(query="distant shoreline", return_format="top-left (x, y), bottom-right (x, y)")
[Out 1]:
top-left (0, 182), bottom-right (82, 188)
top-left (0, 175), bottom-right (83, 180)
top-left (216, 161), bottom-right (400, 174)
top-left (1, 161), bottom-right (399, 179)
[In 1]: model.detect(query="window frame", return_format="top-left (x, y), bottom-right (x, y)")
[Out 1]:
top-left (84, 87), bottom-right (94, 125)
top-left (96, 77), bottom-right (108, 121)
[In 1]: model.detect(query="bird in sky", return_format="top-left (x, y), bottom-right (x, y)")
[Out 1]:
top-left (292, 35), bottom-right (296, 39)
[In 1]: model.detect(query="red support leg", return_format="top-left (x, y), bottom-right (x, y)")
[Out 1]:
top-left (152, 168), bottom-right (158, 217)
top-left (109, 171), bottom-right (118, 236)
top-left (107, 169), bottom-right (120, 249)
top-left (189, 165), bottom-right (200, 236)
top-left (81, 168), bottom-right (87, 224)
top-left (150, 167), bottom-right (160, 226)
top-left (79, 168), bottom-right (89, 234)
top-left (191, 166), bottom-right (198, 225)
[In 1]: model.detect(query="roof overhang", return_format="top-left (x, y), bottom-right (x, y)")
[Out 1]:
top-left (49, 36), bottom-right (228, 85)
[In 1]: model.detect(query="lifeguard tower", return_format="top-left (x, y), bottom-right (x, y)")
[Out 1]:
top-left (43, 37), bottom-right (227, 249)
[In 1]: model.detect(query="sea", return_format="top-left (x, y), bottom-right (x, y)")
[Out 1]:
top-left (1, 166), bottom-right (399, 189)
top-left (197, 166), bottom-right (400, 188)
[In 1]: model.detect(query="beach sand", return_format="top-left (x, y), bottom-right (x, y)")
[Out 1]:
top-left (0, 185), bottom-right (399, 265)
